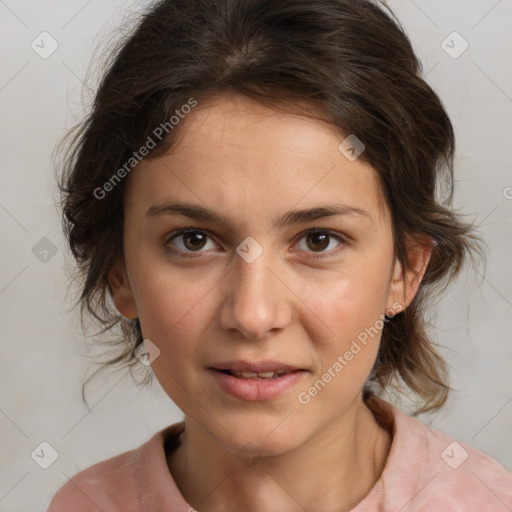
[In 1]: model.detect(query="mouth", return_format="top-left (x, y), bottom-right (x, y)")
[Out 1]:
top-left (208, 361), bottom-right (307, 401)
top-left (213, 369), bottom-right (296, 379)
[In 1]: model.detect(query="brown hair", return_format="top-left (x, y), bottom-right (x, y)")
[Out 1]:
top-left (55, 0), bottom-right (482, 414)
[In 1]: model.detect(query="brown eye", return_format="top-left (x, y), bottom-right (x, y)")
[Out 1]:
top-left (305, 231), bottom-right (330, 252)
top-left (182, 231), bottom-right (207, 251)
top-left (166, 230), bottom-right (215, 253)
top-left (295, 229), bottom-right (344, 257)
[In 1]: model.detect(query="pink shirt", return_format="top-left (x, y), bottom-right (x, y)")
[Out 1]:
top-left (47, 398), bottom-right (512, 511)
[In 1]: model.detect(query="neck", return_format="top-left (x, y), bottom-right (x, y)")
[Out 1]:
top-left (167, 396), bottom-right (392, 512)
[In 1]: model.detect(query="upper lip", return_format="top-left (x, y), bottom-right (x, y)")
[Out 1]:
top-left (209, 360), bottom-right (303, 373)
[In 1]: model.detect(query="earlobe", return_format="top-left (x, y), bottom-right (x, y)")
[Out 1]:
top-left (108, 259), bottom-right (138, 319)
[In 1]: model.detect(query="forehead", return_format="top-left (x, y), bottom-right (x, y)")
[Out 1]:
top-left (125, 94), bottom-right (389, 225)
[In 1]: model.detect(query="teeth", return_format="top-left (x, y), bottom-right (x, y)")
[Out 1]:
top-left (241, 371), bottom-right (259, 378)
top-left (256, 371), bottom-right (276, 378)
top-left (230, 370), bottom-right (285, 379)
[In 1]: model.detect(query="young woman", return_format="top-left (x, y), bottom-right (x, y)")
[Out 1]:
top-left (48, 0), bottom-right (512, 510)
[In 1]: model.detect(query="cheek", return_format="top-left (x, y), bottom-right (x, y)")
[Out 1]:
top-left (313, 264), bottom-right (391, 341)
top-left (131, 265), bottom-right (214, 356)
top-left (303, 261), bottom-right (392, 389)
top-left (294, 281), bottom-right (387, 417)
top-left (134, 272), bottom-right (214, 412)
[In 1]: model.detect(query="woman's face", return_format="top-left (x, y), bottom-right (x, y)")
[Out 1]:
top-left (110, 94), bottom-right (410, 456)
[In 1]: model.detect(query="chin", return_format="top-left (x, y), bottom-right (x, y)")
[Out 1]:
top-left (212, 412), bottom-right (308, 459)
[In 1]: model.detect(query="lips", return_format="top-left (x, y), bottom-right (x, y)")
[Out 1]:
top-left (208, 360), bottom-right (307, 400)
top-left (215, 369), bottom-right (291, 379)
top-left (209, 360), bottom-right (303, 376)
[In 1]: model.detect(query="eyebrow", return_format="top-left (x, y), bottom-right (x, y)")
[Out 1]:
top-left (145, 201), bottom-right (372, 228)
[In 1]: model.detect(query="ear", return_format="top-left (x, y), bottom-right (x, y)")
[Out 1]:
top-left (386, 235), bottom-right (434, 313)
top-left (108, 258), bottom-right (138, 320)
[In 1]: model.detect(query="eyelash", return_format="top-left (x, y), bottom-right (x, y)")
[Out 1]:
top-left (164, 228), bottom-right (346, 260)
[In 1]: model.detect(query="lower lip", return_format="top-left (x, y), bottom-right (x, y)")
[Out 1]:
top-left (209, 369), bottom-right (306, 401)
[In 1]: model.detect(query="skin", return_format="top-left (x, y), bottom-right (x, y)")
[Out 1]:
top-left (109, 94), bottom-right (432, 512)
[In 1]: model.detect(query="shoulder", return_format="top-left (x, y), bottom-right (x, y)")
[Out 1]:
top-left (46, 422), bottom-right (186, 512)
top-left (382, 401), bottom-right (512, 510)
top-left (46, 421), bottom-right (187, 512)
top-left (46, 447), bottom-right (138, 512)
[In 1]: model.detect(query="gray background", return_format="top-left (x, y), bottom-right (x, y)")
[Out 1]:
top-left (0, 0), bottom-right (511, 510)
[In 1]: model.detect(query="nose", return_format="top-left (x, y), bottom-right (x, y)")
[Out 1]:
top-left (218, 251), bottom-right (291, 340)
